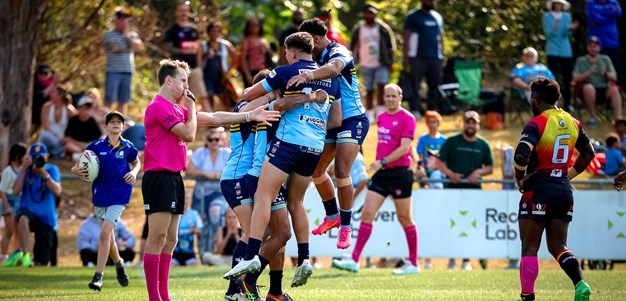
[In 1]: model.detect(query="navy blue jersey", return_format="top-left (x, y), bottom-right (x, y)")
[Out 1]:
top-left (319, 42), bottom-right (365, 119)
top-left (221, 101), bottom-right (255, 180)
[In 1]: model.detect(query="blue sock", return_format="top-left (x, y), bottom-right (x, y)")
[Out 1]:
top-left (268, 270), bottom-right (284, 296)
top-left (297, 243), bottom-right (309, 266)
top-left (226, 241), bottom-right (247, 294)
top-left (322, 198), bottom-right (339, 219)
top-left (244, 238), bottom-right (261, 261)
top-left (244, 256), bottom-right (270, 286)
top-left (340, 209), bottom-right (352, 228)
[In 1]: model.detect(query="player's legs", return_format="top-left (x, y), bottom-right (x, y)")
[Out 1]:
top-left (95, 220), bottom-right (116, 274)
top-left (352, 190), bottom-right (385, 262)
top-left (334, 142), bottom-right (360, 249)
top-left (286, 173), bottom-right (315, 287)
top-left (581, 83), bottom-right (598, 120)
top-left (546, 219), bottom-right (589, 300)
top-left (1, 214), bottom-right (15, 255)
top-left (311, 143), bottom-right (340, 235)
top-left (158, 213), bottom-right (181, 301)
top-left (267, 246), bottom-right (287, 299)
top-left (144, 212), bottom-right (172, 301)
top-left (606, 86), bottom-right (622, 120)
top-left (518, 218), bottom-right (546, 301)
top-left (233, 203), bottom-right (252, 244)
top-left (393, 196), bottom-right (419, 272)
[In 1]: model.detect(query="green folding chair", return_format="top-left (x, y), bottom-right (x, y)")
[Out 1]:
top-left (452, 61), bottom-right (499, 124)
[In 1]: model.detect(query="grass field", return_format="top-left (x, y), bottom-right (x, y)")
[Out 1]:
top-left (1, 266), bottom-right (625, 300)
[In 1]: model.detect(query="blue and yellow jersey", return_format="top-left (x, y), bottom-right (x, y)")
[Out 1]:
top-left (260, 60), bottom-right (341, 150)
top-left (221, 101), bottom-right (255, 180)
top-left (319, 41), bottom-right (365, 119)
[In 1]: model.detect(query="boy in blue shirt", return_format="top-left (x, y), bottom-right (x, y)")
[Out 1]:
top-left (72, 111), bottom-right (140, 291)
top-left (603, 133), bottom-right (624, 175)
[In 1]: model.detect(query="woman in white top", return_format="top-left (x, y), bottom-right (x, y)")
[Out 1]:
top-left (39, 85), bottom-right (76, 158)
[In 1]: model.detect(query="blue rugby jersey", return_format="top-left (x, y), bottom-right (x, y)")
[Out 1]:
top-left (221, 101), bottom-right (255, 181)
top-left (319, 42), bottom-right (365, 120)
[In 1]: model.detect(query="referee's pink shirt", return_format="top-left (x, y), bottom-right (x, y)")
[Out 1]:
top-left (375, 109), bottom-right (416, 168)
top-left (143, 94), bottom-right (189, 172)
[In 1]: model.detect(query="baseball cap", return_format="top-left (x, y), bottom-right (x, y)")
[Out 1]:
top-left (30, 143), bottom-right (48, 156)
top-left (463, 110), bottom-right (480, 122)
top-left (588, 35), bottom-right (601, 46)
top-left (76, 96), bottom-right (94, 108)
top-left (364, 4), bottom-right (378, 14)
top-left (105, 110), bottom-right (125, 124)
top-left (114, 7), bottom-right (132, 19)
top-left (37, 63), bottom-right (51, 74)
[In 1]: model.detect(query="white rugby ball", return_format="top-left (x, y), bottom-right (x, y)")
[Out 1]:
top-left (78, 150), bottom-right (100, 183)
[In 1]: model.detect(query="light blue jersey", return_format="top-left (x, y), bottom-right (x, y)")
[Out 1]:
top-left (221, 101), bottom-right (255, 181)
top-left (319, 42), bottom-right (365, 120)
top-left (261, 60), bottom-right (341, 151)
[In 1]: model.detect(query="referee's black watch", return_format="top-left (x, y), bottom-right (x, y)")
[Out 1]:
top-left (380, 158), bottom-right (388, 166)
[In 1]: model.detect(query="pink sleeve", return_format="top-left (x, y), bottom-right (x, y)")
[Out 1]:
top-left (154, 102), bottom-right (186, 131)
top-left (401, 113), bottom-right (416, 140)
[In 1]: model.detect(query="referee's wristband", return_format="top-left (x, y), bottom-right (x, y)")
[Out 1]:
top-left (380, 158), bottom-right (388, 166)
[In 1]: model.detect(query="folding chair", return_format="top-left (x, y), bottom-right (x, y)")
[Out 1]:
top-left (508, 86), bottom-right (531, 125)
top-left (451, 61), bottom-right (500, 124)
top-left (571, 81), bottom-right (613, 123)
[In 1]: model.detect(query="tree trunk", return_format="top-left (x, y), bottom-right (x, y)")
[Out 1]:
top-left (0, 0), bottom-right (48, 166)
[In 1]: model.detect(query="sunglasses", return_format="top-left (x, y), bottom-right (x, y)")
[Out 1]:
top-left (208, 138), bottom-right (220, 142)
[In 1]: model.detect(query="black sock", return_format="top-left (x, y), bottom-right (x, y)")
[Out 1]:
top-left (339, 209), bottom-right (352, 227)
top-left (322, 198), bottom-right (339, 218)
top-left (520, 293), bottom-right (535, 301)
top-left (557, 251), bottom-right (583, 286)
top-left (94, 271), bottom-right (102, 279)
top-left (244, 238), bottom-right (262, 261)
top-left (297, 243), bottom-right (309, 266)
top-left (268, 270), bottom-right (284, 296)
top-left (226, 241), bottom-right (248, 294)
top-left (245, 256), bottom-right (270, 286)
top-left (115, 259), bottom-right (124, 268)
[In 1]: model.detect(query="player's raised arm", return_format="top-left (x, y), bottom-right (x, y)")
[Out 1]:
top-left (286, 59), bottom-right (345, 88)
top-left (197, 104), bottom-right (280, 127)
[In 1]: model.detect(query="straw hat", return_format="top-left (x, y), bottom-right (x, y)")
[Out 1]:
top-left (546, 0), bottom-right (571, 11)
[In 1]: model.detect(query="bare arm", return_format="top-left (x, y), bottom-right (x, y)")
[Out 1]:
top-left (123, 157), bottom-right (141, 185)
top-left (240, 38), bottom-right (252, 83)
top-left (368, 137), bottom-right (413, 173)
top-left (327, 100), bottom-right (342, 129)
top-left (215, 228), bottom-right (228, 254)
top-left (402, 29), bottom-right (411, 66)
top-left (161, 41), bottom-right (183, 55)
top-left (567, 142), bottom-right (596, 180)
top-left (606, 71), bottom-right (618, 82)
top-left (273, 90), bottom-right (329, 112)
top-left (12, 165), bottom-right (27, 196)
top-left (169, 97), bottom-right (197, 142)
top-left (40, 103), bottom-right (52, 132)
top-left (186, 160), bottom-right (211, 179)
top-left (286, 60), bottom-right (345, 88)
top-left (512, 77), bottom-right (530, 90)
top-left (572, 64), bottom-right (597, 82)
top-left (128, 34), bottom-right (144, 53)
top-left (240, 91), bottom-right (280, 112)
top-left (198, 104), bottom-right (280, 127)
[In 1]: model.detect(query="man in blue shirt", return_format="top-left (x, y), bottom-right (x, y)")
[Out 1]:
top-left (586, 0), bottom-right (622, 75)
top-left (72, 111), bottom-right (140, 291)
top-left (510, 47), bottom-right (556, 101)
top-left (5, 143), bottom-right (62, 267)
top-left (402, 0), bottom-right (444, 113)
top-left (77, 214), bottom-right (137, 266)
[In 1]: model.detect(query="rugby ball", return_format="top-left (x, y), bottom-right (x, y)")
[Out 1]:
top-left (78, 150), bottom-right (100, 183)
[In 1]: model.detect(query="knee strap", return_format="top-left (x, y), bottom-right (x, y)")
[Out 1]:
top-left (312, 173), bottom-right (330, 184)
top-left (336, 177), bottom-right (352, 188)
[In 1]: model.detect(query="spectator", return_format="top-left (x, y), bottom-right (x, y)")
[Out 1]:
top-left (3, 143), bottom-right (62, 267)
top-left (543, 0), bottom-right (578, 110)
top-left (241, 17), bottom-right (273, 87)
top-left (0, 143), bottom-right (27, 265)
top-left (510, 47), bottom-right (556, 101)
top-left (417, 110), bottom-right (447, 190)
top-left (318, 9), bottom-right (347, 46)
top-left (613, 119), bottom-right (626, 154)
top-left (38, 85), bottom-right (76, 159)
top-left (103, 7), bottom-right (143, 115)
top-left (77, 214), bottom-right (137, 267)
top-left (203, 209), bottom-right (242, 266)
top-left (572, 36), bottom-right (622, 124)
top-left (172, 193), bottom-right (203, 267)
top-left (586, 0), bottom-right (622, 75)
top-left (278, 8), bottom-right (305, 65)
top-left (603, 133), bottom-right (624, 175)
top-left (121, 117), bottom-right (146, 152)
top-left (403, 0), bottom-right (444, 114)
top-left (162, 2), bottom-right (209, 109)
top-left (202, 21), bottom-right (236, 112)
top-left (32, 63), bottom-right (60, 135)
top-left (63, 96), bottom-right (103, 158)
top-left (350, 4), bottom-right (396, 122)
top-left (186, 128), bottom-right (231, 260)
top-left (431, 110), bottom-right (494, 270)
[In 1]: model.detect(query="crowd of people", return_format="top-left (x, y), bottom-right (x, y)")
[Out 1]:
top-left (0, 1), bottom-right (623, 301)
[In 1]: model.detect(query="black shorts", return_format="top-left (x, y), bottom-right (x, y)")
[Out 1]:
top-left (243, 174), bottom-right (288, 211)
top-left (221, 177), bottom-right (254, 209)
top-left (367, 167), bottom-right (414, 198)
top-left (595, 87), bottom-right (608, 104)
top-left (18, 210), bottom-right (54, 265)
top-left (141, 217), bottom-right (149, 239)
top-left (172, 251), bottom-right (197, 266)
top-left (142, 170), bottom-right (185, 215)
top-left (518, 182), bottom-right (573, 222)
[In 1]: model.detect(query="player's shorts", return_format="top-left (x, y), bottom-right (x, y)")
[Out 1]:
top-left (518, 178), bottom-right (573, 222)
top-left (188, 67), bottom-right (208, 98)
top-left (142, 170), bottom-right (185, 215)
top-left (221, 177), bottom-right (254, 209)
top-left (94, 205), bottom-right (125, 225)
top-left (266, 139), bottom-right (322, 177)
top-left (243, 174), bottom-right (287, 211)
top-left (360, 66), bottom-right (390, 91)
top-left (17, 210), bottom-right (54, 265)
top-left (326, 114), bottom-right (369, 145)
top-left (367, 167), bottom-right (414, 198)
top-left (172, 251), bottom-right (198, 266)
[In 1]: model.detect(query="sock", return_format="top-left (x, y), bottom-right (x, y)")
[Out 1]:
top-left (244, 256), bottom-right (270, 286)
top-left (339, 209), bottom-right (352, 227)
top-left (403, 225), bottom-right (418, 267)
top-left (322, 198), bottom-right (339, 220)
top-left (143, 253), bottom-right (161, 301)
top-left (352, 222), bottom-right (373, 263)
top-left (520, 256), bottom-right (539, 295)
top-left (226, 241), bottom-right (248, 295)
top-left (556, 250), bottom-right (583, 286)
top-left (268, 270), bottom-right (284, 296)
top-left (297, 243), bottom-right (309, 266)
top-left (115, 259), bottom-right (124, 268)
top-left (244, 238), bottom-right (262, 261)
top-left (94, 271), bottom-right (103, 279)
top-left (159, 253), bottom-right (173, 301)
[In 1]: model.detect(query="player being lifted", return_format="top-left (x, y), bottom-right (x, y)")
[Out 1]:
top-left (288, 18), bottom-right (368, 249)
top-left (224, 32), bottom-right (342, 283)
top-left (513, 77), bottom-right (594, 301)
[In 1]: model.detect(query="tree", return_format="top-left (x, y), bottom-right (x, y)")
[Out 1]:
top-left (0, 0), bottom-right (48, 166)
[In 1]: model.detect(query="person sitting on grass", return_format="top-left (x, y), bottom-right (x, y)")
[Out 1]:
top-left (602, 133), bottom-right (624, 176)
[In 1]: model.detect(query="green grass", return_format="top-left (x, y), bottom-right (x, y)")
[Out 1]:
top-left (0, 266), bottom-right (624, 300)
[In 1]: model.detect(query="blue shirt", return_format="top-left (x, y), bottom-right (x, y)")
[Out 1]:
top-left (19, 164), bottom-right (61, 230)
top-left (87, 136), bottom-right (138, 207)
top-left (221, 101), bottom-right (255, 181)
top-left (77, 215), bottom-right (136, 252)
top-left (175, 208), bottom-right (204, 254)
top-left (261, 60), bottom-right (341, 150)
top-left (604, 148), bottom-right (624, 175)
top-left (542, 12), bottom-right (573, 58)
top-left (417, 132), bottom-right (447, 173)
top-left (350, 152), bottom-right (368, 188)
top-left (586, 0), bottom-right (622, 48)
top-left (192, 146), bottom-right (231, 195)
top-left (510, 63), bottom-right (556, 85)
top-left (122, 123), bottom-right (146, 151)
top-left (403, 9), bottom-right (444, 59)
top-left (319, 42), bottom-right (365, 120)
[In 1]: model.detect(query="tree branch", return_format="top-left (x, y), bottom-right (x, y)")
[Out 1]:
top-left (41, 0), bottom-right (107, 45)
